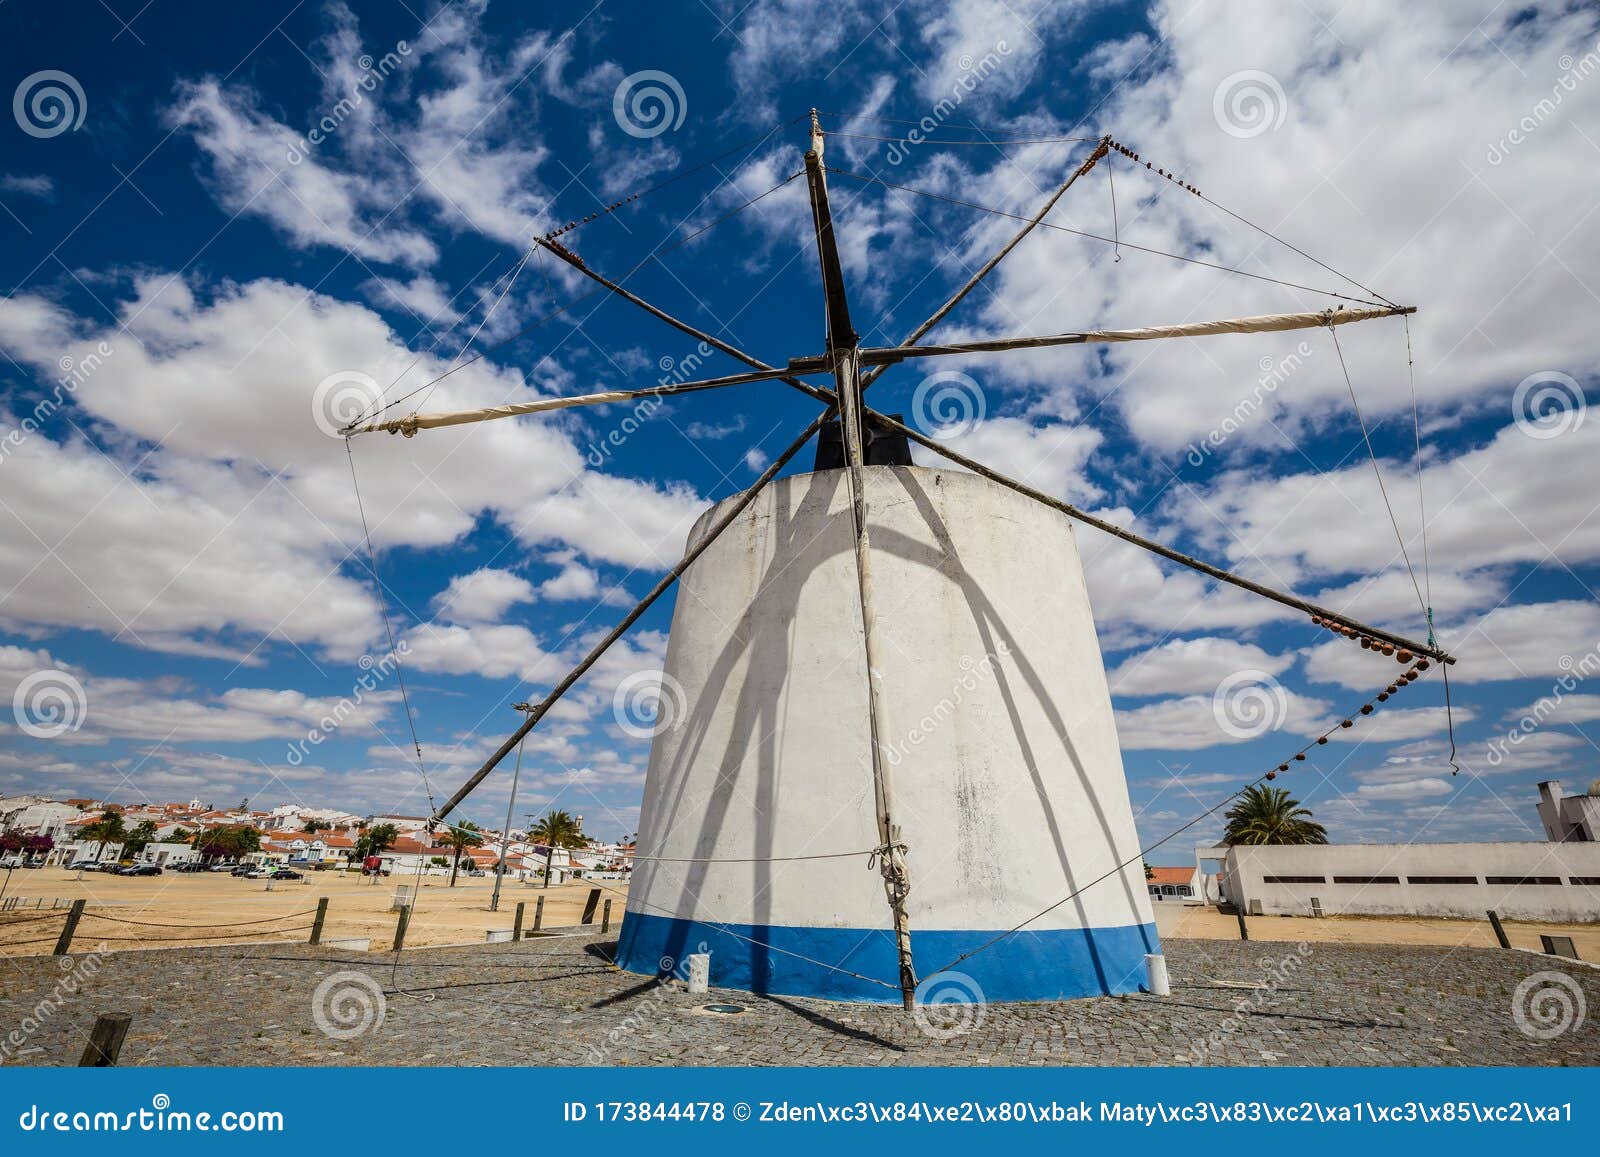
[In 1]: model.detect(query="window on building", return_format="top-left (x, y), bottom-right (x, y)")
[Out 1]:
top-left (1405, 876), bottom-right (1479, 885)
top-left (1485, 876), bottom-right (1563, 885)
top-left (1332, 875), bottom-right (1400, 884)
top-left (1262, 875), bottom-right (1326, 884)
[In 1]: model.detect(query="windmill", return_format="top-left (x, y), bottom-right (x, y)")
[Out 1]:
top-left (343, 112), bottom-right (1453, 1010)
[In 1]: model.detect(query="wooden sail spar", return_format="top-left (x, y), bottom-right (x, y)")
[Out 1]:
top-left (346, 305), bottom-right (1415, 435)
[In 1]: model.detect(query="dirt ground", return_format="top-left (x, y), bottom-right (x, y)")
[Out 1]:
top-left (1151, 898), bottom-right (1600, 958)
top-left (3, 868), bottom-right (1595, 961)
top-left (0, 867), bottom-right (628, 956)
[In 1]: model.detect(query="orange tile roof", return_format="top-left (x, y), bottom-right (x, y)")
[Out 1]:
top-left (1147, 866), bottom-right (1195, 887)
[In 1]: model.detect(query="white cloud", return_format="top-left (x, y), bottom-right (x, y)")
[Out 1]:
top-left (167, 78), bottom-right (439, 268)
top-left (1356, 777), bottom-right (1454, 801)
top-left (1108, 636), bottom-right (1293, 696)
top-left (1114, 687), bottom-right (1329, 750)
top-left (0, 645), bottom-right (398, 745)
top-left (432, 568), bottom-right (536, 623)
top-left (0, 275), bottom-right (703, 659)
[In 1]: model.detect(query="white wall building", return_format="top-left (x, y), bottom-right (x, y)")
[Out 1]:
top-left (1218, 842), bottom-right (1600, 922)
top-left (1536, 779), bottom-right (1600, 842)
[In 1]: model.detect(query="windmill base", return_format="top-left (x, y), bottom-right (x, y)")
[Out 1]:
top-left (616, 912), bottom-right (1160, 1003)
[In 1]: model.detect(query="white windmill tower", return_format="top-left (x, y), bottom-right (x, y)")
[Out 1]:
top-left (344, 112), bottom-right (1452, 1009)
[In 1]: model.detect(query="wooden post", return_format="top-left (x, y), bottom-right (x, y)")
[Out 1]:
top-left (54, 898), bottom-right (85, 956)
top-left (804, 109), bottom-right (917, 1011)
top-left (601, 898), bottom-right (612, 934)
top-left (392, 904), bottom-right (411, 952)
top-left (309, 897), bottom-right (329, 945)
top-left (533, 894), bottom-right (545, 931)
top-left (513, 900), bottom-right (526, 941)
top-left (1235, 908), bottom-right (1250, 941)
top-left (78, 1013), bottom-right (132, 1067)
top-left (1487, 909), bottom-right (1511, 949)
top-left (581, 887), bottom-right (601, 924)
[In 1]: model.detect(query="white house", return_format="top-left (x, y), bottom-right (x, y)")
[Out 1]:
top-left (1537, 779), bottom-right (1600, 842)
top-left (136, 841), bottom-right (197, 867)
top-left (1217, 841), bottom-right (1600, 922)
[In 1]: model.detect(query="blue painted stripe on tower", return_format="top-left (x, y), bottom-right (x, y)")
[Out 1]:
top-left (615, 912), bottom-right (1161, 1002)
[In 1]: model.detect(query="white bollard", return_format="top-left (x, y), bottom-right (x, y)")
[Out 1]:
top-left (686, 953), bottom-right (710, 995)
top-left (1144, 952), bottom-right (1170, 996)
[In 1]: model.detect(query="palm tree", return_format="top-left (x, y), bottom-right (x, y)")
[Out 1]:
top-left (444, 821), bottom-right (484, 887)
top-left (353, 822), bottom-right (399, 860)
top-left (1222, 785), bottom-right (1328, 845)
top-left (529, 810), bottom-right (586, 889)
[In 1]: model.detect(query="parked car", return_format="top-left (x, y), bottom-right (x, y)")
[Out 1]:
top-left (207, 862), bottom-right (235, 872)
top-left (65, 860), bottom-right (100, 871)
top-left (230, 864), bottom-right (255, 877)
top-left (173, 861), bottom-right (208, 872)
top-left (96, 861), bottom-right (124, 872)
top-left (270, 868), bottom-right (302, 880)
top-left (115, 863), bottom-right (161, 876)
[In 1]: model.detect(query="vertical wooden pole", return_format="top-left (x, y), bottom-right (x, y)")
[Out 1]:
top-left (309, 897), bottom-right (329, 945)
top-left (601, 898), bottom-right (612, 934)
top-left (1235, 908), bottom-right (1250, 941)
top-left (392, 904), bottom-right (411, 952)
top-left (804, 110), bottom-right (917, 1010)
top-left (513, 900), bottom-right (526, 941)
top-left (78, 1013), bottom-right (132, 1067)
top-left (54, 898), bottom-right (85, 956)
top-left (1487, 909), bottom-right (1511, 949)
top-left (533, 895), bottom-right (545, 931)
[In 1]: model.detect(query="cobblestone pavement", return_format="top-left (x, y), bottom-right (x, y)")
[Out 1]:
top-left (2, 935), bottom-right (1595, 1066)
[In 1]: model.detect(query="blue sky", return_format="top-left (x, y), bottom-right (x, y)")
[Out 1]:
top-left (0, 0), bottom-right (1596, 854)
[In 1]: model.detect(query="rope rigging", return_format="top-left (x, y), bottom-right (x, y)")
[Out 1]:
top-left (1328, 322), bottom-right (1429, 623)
top-left (822, 165), bottom-right (1392, 307)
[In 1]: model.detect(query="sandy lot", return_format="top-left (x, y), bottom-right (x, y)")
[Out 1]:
top-left (0, 867), bottom-right (628, 956)
top-left (1151, 899), bottom-right (1600, 958)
